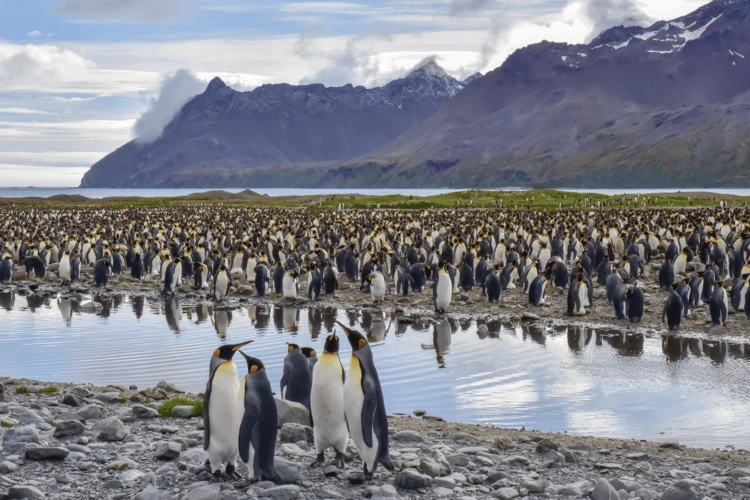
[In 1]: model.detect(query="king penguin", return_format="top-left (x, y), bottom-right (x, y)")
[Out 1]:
top-left (433, 265), bottom-right (452, 313)
top-left (310, 332), bottom-right (348, 469)
top-left (709, 283), bottom-right (728, 326)
top-left (93, 258), bottom-right (111, 288)
top-left (0, 254), bottom-right (12, 283)
top-left (203, 340), bottom-right (253, 478)
top-left (626, 286), bottom-right (645, 323)
top-left (237, 352), bottom-right (282, 484)
top-left (528, 275), bottom-right (547, 306)
top-left (280, 343), bottom-right (313, 411)
top-left (367, 272), bottom-right (387, 304)
top-left (663, 288), bottom-right (683, 331)
top-left (214, 265), bottom-right (231, 301)
top-left (337, 322), bottom-right (393, 480)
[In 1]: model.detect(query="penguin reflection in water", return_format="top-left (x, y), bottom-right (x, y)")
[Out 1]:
top-left (337, 322), bottom-right (394, 479)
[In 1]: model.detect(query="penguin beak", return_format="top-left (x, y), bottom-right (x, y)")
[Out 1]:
top-left (336, 321), bottom-right (352, 337)
top-left (231, 340), bottom-right (253, 352)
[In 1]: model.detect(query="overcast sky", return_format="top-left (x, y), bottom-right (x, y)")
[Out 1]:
top-left (0, 0), bottom-right (706, 187)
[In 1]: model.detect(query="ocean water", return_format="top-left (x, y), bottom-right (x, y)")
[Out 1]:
top-left (0, 291), bottom-right (748, 449)
top-left (2, 187), bottom-right (750, 199)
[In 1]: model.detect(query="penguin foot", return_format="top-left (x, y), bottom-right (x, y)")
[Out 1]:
top-left (225, 464), bottom-right (241, 481)
top-left (309, 453), bottom-right (325, 468)
top-left (334, 452), bottom-right (346, 469)
top-left (264, 473), bottom-right (284, 485)
top-left (381, 457), bottom-right (394, 472)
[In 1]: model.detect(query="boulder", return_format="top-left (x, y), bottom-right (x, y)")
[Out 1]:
top-left (275, 398), bottom-right (310, 427)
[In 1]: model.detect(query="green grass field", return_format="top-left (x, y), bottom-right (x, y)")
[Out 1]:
top-left (0, 189), bottom-right (744, 210)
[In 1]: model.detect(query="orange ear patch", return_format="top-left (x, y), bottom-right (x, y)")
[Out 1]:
top-left (358, 338), bottom-right (367, 350)
top-left (250, 365), bottom-right (259, 373)
top-left (213, 348), bottom-right (220, 357)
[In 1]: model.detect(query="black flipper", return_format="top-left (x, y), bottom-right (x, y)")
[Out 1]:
top-left (359, 361), bottom-right (378, 449)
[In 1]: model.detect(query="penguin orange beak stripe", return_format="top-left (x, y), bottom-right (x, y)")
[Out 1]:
top-left (231, 340), bottom-right (254, 352)
top-left (336, 321), bottom-right (352, 337)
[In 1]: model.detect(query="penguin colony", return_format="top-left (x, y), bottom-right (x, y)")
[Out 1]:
top-left (203, 322), bottom-right (392, 481)
top-left (1, 204), bottom-right (749, 331)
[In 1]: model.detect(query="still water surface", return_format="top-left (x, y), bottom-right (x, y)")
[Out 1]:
top-left (0, 290), bottom-right (748, 449)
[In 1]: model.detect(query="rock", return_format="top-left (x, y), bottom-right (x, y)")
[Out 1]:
top-left (138, 387), bottom-right (169, 400)
top-left (559, 447), bottom-right (580, 463)
top-left (726, 468), bottom-right (750, 477)
top-left (476, 324), bottom-right (489, 337)
top-left (634, 489), bottom-right (659, 500)
top-left (53, 420), bottom-right (84, 438)
top-left (625, 452), bottom-right (649, 460)
top-left (275, 457), bottom-right (303, 484)
top-left (156, 381), bottom-right (184, 394)
top-left (275, 398), bottom-right (310, 427)
top-left (9, 407), bottom-right (43, 425)
top-left (0, 461), bottom-right (18, 474)
top-left (8, 485), bottom-right (45, 499)
top-left (396, 469), bottom-right (432, 489)
top-left (660, 480), bottom-right (698, 500)
top-left (393, 430), bottom-right (424, 443)
top-left (171, 406), bottom-right (194, 417)
top-left (76, 404), bottom-right (104, 420)
top-left (260, 485), bottom-right (301, 499)
top-left (371, 485), bottom-right (400, 499)
top-left (154, 441), bottom-right (181, 460)
top-left (25, 447), bottom-right (70, 460)
top-left (92, 392), bottom-right (120, 403)
top-left (519, 480), bottom-right (544, 493)
top-left (522, 312), bottom-right (540, 321)
top-left (413, 409), bottom-right (427, 416)
top-left (184, 484), bottom-right (221, 500)
top-left (592, 479), bottom-right (620, 500)
top-left (2, 426), bottom-right (40, 447)
top-left (659, 440), bottom-right (681, 449)
top-left (62, 394), bottom-right (83, 407)
top-left (182, 448), bottom-right (208, 465)
top-left (69, 386), bottom-right (93, 398)
top-left (535, 438), bottom-right (558, 453)
top-left (280, 423), bottom-right (310, 443)
top-left (501, 456), bottom-right (529, 466)
top-left (95, 416), bottom-right (129, 441)
top-left (132, 404), bottom-right (159, 419)
top-left (106, 480), bottom-right (124, 490)
top-left (492, 487), bottom-right (519, 499)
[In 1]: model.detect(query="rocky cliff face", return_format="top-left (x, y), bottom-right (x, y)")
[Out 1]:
top-left (80, 61), bottom-right (467, 188)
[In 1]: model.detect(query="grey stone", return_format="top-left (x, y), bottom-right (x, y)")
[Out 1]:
top-left (592, 478), bottom-right (620, 500)
top-left (501, 456), bottom-right (529, 466)
top-left (92, 392), bottom-right (120, 403)
top-left (261, 485), bottom-right (301, 499)
top-left (105, 480), bottom-right (124, 490)
top-left (70, 386), bottom-right (93, 398)
top-left (396, 469), bottom-right (432, 489)
top-left (660, 481), bottom-right (698, 500)
top-left (610, 479), bottom-right (641, 492)
top-left (154, 441), bottom-right (181, 460)
top-left (0, 461), bottom-right (18, 474)
top-left (171, 405), bottom-right (194, 417)
top-left (275, 398), bottom-right (310, 427)
top-left (492, 487), bottom-right (519, 500)
top-left (726, 468), bottom-right (750, 477)
top-left (8, 485), bottom-right (45, 499)
top-left (53, 420), bottom-right (84, 438)
top-left (62, 394), bottom-right (83, 407)
top-left (393, 430), bottom-right (424, 443)
top-left (280, 423), bottom-right (309, 443)
top-left (559, 447), bottom-right (580, 463)
top-left (275, 456), bottom-right (303, 484)
top-left (371, 485), bottom-right (400, 499)
top-left (25, 447), bottom-right (69, 460)
top-left (156, 381), bottom-right (184, 394)
top-left (132, 404), bottom-right (159, 419)
top-left (184, 484), bottom-right (221, 500)
top-left (634, 489), bottom-right (659, 500)
top-left (2, 426), bottom-right (40, 447)
top-left (182, 448), bottom-right (208, 465)
top-left (9, 407), bottom-right (43, 425)
top-left (95, 416), bottom-right (128, 441)
top-left (519, 480), bottom-right (544, 493)
top-left (535, 438), bottom-right (558, 453)
top-left (76, 404), bottom-right (104, 420)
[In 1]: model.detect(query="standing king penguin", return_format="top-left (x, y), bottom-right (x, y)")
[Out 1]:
top-left (280, 344), bottom-right (313, 411)
top-left (310, 332), bottom-right (348, 469)
top-left (203, 340), bottom-right (253, 479)
top-left (337, 321), bottom-right (393, 480)
top-left (237, 352), bottom-right (282, 484)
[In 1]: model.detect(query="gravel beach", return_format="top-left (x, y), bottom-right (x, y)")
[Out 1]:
top-left (0, 378), bottom-right (749, 500)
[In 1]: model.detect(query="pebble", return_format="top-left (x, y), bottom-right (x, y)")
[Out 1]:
top-left (95, 416), bottom-right (129, 441)
top-left (154, 441), bottom-right (181, 460)
top-left (396, 469), bottom-right (432, 489)
top-left (25, 447), bottom-right (70, 460)
top-left (53, 420), bottom-right (84, 438)
top-left (132, 404), bottom-right (159, 419)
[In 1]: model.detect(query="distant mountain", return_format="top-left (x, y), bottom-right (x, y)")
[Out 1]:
top-left (80, 61), bottom-right (467, 188)
top-left (321, 0), bottom-right (750, 188)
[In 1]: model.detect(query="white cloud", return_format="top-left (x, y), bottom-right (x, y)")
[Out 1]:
top-left (0, 42), bottom-right (160, 94)
top-left (27, 30), bottom-right (43, 37)
top-left (0, 166), bottom-right (89, 187)
top-left (133, 69), bottom-right (205, 143)
top-left (0, 107), bottom-right (56, 115)
top-left (53, 0), bottom-right (187, 23)
top-left (0, 151), bottom-right (107, 166)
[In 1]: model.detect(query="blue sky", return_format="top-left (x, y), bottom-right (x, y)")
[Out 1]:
top-left (0, 0), bottom-right (705, 186)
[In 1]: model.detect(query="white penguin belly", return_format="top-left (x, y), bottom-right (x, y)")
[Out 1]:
top-left (344, 356), bottom-right (379, 471)
top-left (436, 276), bottom-right (452, 309)
top-left (311, 358), bottom-right (348, 454)
top-left (59, 258), bottom-right (71, 280)
top-left (282, 275), bottom-right (297, 299)
top-left (370, 276), bottom-right (386, 301)
top-left (208, 363), bottom-right (240, 472)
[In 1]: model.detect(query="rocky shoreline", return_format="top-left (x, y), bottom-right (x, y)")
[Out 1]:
top-left (0, 378), bottom-right (749, 500)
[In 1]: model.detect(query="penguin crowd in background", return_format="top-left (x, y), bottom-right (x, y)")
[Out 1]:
top-left (203, 321), bottom-right (390, 482)
top-left (1, 203), bottom-right (749, 332)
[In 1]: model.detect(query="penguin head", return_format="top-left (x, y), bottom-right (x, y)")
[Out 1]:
top-left (238, 351), bottom-right (264, 374)
top-left (323, 332), bottom-right (340, 354)
top-left (287, 343), bottom-right (300, 353)
top-left (213, 340), bottom-right (253, 361)
top-left (336, 321), bottom-right (368, 352)
top-left (301, 347), bottom-right (317, 358)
